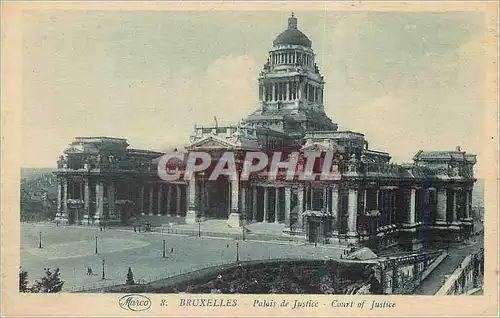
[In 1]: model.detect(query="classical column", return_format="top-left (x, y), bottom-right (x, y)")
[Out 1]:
top-left (331, 185), bottom-right (339, 232)
top-left (298, 81), bottom-right (303, 100)
top-left (309, 186), bottom-right (313, 210)
top-left (451, 189), bottom-right (457, 224)
top-left (376, 189), bottom-right (380, 209)
top-left (62, 178), bottom-right (68, 223)
top-left (95, 181), bottom-right (104, 222)
top-left (148, 186), bottom-right (154, 216)
top-left (263, 187), bottom-right (269, 223)
top-left (274, 187), bottom-right (280, 223)
top-left (108, 181), bottom-right (116, 220)
top-left (166, 185), bottom-right (172, 215)
top-left (409, 188), bottom-right (416, 225)
top-left (83, 178), bottom-right (90, 223)
top-left (272, 83), bottom-right (276, 101)
top-left (392, 189), bottom-right (398, 223)
top-left (186, 176), bottom-right (197, 224)
top-left (204, 181), bottom-right (209, 218)
top-left (436, 187), bottom-right (447, 223)
top-left (230, 180), bottom-right (239, 214)
top-left (387, 190), bottom-right (393, 225)
top-left (297, 184), bottom-right (304, 229)
top-left (140, 185), bottom-right (145, 215)
top-left (176, 185), bottom-right (182, 217)
top-left (240, 186), bottom-right (246, 222)
top-left (363, 188), bottom-right (368, 214)
top-left (465, 189), bottom-right (471, 219)
top-left (323, 186), bottom-right (328, 213)
top-left (252, 187), bottom-right (258, 221)
top-left (347, 187), bottom-right (358, 237)
top-left (284, 186), bottom-right (291, 226)
top-left (384, 190), bottom-right (390, 224)
top-left (157, 184), bottom-right (163, 215)
top-left (227, 179), bottom-right (241, 227)
top-left (56, 178), bottom-right (62, 218)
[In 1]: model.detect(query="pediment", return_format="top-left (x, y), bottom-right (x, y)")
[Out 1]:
top-left (64, 146), bottom-right (84, 154)
top-left (188, 136), bottom-right (235, 150)
top-left (302, 144), bottom-right (330, 152)
top-left (301, 142), bottom-right (345, 153)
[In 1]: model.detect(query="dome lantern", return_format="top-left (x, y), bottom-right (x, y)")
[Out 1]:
top-left (272, 14), bottom-right (312, 48)
top-left (288, 12), bottom-right (297, 29)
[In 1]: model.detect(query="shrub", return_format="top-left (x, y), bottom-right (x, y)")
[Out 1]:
top-left (19, 268), bottom-right (29, 292)
top-left (31, 268), bottom-right (64, 293)
top-left (126, 267), bottom-right (135, 285)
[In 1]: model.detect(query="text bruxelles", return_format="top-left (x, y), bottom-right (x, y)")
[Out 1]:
top-left (157, 151), bottom-right (341, 182)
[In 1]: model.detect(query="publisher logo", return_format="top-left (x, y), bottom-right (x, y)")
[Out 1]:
top-left (119, 294), bottom-right (152, 311)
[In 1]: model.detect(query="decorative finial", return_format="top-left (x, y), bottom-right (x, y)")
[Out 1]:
top-left (288, 13), bottom-right (298, 29)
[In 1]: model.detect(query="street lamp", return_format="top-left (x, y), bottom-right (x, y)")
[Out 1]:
top-left (236, 242), bottom-right (239, 262)
top-left (38, 232), bottom-right (42, 249)
top-left (163, 239), bottom-right (166, 258)
top-left (101, 259), bottom-right (105, 280)
top-left (95, 236), bottom-right (98, 254)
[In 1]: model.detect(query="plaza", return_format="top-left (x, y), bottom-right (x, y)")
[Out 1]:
top-left (21, 223), bottom-right (346, 292)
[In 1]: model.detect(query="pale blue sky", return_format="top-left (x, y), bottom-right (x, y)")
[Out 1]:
top-left (21, 10), bottom-right (486, 175)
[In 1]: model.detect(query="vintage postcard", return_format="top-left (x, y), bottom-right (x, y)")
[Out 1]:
top-left (2, 1), bottom-right (499, 317)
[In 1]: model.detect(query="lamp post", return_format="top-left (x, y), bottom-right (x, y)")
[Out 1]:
top-left (101, 259), bottom-right (105, 280)
top-left (236, 242), bottom-right (239, 262)
top-left (198, 220), bottom-right (201, 237)
top-left (163, 240), bottom-right (166, 258)
top-left (95, 236), bottom-right (98, 254)
top-left (38, 232), bottom-right (42, 249)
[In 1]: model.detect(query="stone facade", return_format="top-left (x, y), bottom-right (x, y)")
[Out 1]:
top-left (54, 15), bottom-right (476, 250)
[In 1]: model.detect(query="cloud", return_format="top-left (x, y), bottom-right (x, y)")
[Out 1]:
top-left (338, 32), bottom-right (486, 173)
top-left (20, 10), bottom-right (486, 178)
top-left (148, 55), bottom-right (259, 151)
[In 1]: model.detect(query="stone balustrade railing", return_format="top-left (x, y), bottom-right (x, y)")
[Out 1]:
top-left (364, 163), bottom-right (402, 177)
top-left (435, 249), bottom-right (484, 295)
top-left (57, 160), bottom-right (152, 173)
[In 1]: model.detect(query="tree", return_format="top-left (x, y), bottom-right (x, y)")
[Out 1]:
top-left (31, 268), bottom-right (64, 293)
top-left (126, 267), bottom-right (135, 285)
top-left (19, 267), bottom-right (29, 292)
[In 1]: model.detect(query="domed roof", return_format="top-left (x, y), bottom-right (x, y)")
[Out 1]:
top-left (272, 14), bottom-right (312, 48)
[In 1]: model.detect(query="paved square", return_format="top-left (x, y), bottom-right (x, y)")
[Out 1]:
top-left (21, 224), bottom-right (343, 292)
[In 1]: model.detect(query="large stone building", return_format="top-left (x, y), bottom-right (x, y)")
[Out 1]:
top-left (53, 15), bottom-right (477, 250)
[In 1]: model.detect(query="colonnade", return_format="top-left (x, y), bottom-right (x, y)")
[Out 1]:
top-left (55, 177), bottom-right (188, 224)
top-left (270, 50), bottom-right (313, 67)
top-left (259, 81), bottom-right (323, 104)
top-left (55, 174), bottom-right (474, 234)
top-left (141, 183), bottom-right (186, 217)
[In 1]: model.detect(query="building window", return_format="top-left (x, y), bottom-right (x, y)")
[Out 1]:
top-left (312, 189), bottom-right (323, 211)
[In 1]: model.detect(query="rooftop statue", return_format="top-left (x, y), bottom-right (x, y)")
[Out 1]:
top-left (314, 63), bottom-right (320, 73)
top-left (56, 155), bottom-right (66, 169)
top-left (264, 58), bottom-right (270, 70)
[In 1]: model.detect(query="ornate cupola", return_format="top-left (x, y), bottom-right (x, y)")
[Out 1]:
top-left (249, 13), bottom-right (337, 132)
